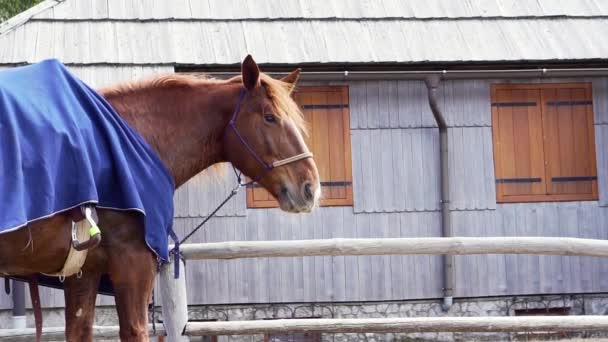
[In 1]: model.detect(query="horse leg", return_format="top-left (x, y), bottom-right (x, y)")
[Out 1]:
top-left (107, 236), bottom-right (156, 341)
top-left (64, 272), bottom-right (101, 342)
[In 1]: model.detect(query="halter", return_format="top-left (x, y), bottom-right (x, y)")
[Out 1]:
top-left (225, 88), bottom-right (313, 182)
top-left (176, 88), bottom-right (314, 252)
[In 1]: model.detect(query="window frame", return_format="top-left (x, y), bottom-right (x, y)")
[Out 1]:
top-left (491, 82), bottom-right (598, 203)
top-left (246, 85), bottom-right (353, 208)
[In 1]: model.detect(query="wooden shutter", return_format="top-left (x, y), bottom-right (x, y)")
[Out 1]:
top-left (492, 83), bottom-right (598, 203)
top-left (492, 87), bottom-right (546, 200)
top-left (541, 84), bottom-right (598, 200)
top-left (246, 86), bottom-right (353, 208)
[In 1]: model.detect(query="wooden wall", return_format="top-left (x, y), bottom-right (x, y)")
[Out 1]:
top-left (2, 73), bottom-right (608, 310)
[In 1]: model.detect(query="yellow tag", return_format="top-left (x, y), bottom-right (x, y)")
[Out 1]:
top-left (89, 225), bottom-right (101, 236)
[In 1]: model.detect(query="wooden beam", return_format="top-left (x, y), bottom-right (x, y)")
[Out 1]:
top-left (184, 316), bottom-right (608, 335)
top-left (178, 237), bottom-right (608, 260)
top-left (0, 325), bottom-right (165, 341)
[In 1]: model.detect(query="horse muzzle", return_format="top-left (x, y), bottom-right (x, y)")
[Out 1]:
top-left (278, 181), bottom-right (320, 213)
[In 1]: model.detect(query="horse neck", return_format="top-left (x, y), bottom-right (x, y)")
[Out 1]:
top-left (100, 79), bottom-right (242, 188)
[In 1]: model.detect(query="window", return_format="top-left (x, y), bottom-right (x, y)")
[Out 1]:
top-left (265, 332), bottom-right (321, 342)
top-left (514, 307), bottom-right (570, 340)
top-left (247, 86), bottom-right (353, 208)
top-left (491, 83), bottom-right (598, 203)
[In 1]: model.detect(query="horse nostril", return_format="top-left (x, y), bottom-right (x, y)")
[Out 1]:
top-left (303, 182), bottom-right (314, 201)
top-left (281, 187), bottom-right (289, 196)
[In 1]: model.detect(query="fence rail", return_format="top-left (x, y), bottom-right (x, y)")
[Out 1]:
top-left (0, 325), bottom-right (164, 342)
top-left (9, 237), bottom-right (608, 341)
top-left (157, 236), bottom-right (608, 339)
top-left (185, 316), bottom-right (608, 335)
top-left (178, 237), bottom-right (608, 260)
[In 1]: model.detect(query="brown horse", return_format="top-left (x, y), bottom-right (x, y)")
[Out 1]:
top-left (0, 55), bottom-right (320, 341)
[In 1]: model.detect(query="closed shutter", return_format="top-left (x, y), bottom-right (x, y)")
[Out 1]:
top-left (492, 88), bottom-right (546, 199)
top-left (541, 85), bottom-right (598, 199)
top-left (492, 83), bottom-right (598, 203)
top-left (246, 86), bottom-right (353, 208)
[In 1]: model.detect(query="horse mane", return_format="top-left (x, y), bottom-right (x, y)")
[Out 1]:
top-left (100, 73), bottom-right (219, 98)
top-left (103, 72), bottom-right (308, 136)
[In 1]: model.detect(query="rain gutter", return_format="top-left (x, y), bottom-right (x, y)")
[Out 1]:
top-left (206, 67), bottom-right (608, 80)
top-left (424, 75), bottom-right (453, 311)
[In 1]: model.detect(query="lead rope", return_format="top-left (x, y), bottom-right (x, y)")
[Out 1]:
top-left (178, 173), bottom-right (242, 246)
top-left (169, 164), bottom-right (251, 278)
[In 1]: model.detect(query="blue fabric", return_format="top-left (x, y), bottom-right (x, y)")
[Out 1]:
top-left (0, 59), bottom-right (175, 262)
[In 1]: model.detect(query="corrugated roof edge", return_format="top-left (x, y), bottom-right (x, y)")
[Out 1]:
top-left (0, 0), bottom-right (64, 36)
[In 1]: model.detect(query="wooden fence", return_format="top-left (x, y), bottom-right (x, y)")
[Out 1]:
top-left (3, 236), bottom-right (608, 341)
top-left (161, 236), bottom-right (608, 341)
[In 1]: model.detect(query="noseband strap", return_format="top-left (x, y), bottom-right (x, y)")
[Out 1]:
top-left (226, 89), bottom-right (313, 179)
top-left (272, 151), bottom-right (313, 168)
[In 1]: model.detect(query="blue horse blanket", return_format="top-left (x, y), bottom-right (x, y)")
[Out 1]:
top-left (0, 59), bottom-right (175, 263)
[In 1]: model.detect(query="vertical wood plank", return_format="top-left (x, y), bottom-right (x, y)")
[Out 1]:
top-left (355, 213), bottom-right (370, 301)
top-left (267, 213), bottom-right (281, 303)
top-left (377, 81), bottom-right (390, 128)
top-left (342, 207), bottom-right (359, 301)
top-left (387, 80), bottom-right (400, 128)
top-left (278, 213), bottom-right (291, 302)
top-left (402, 212), bottom-right (421, 297)
top-left (254, 211), bottom-right (269, 303)
top-left (365, 81), bottom-right (380, 128)
top-left (313, 211), bottom-right (327, 301)
top-left (390, 129), bottom-right (406, 212)
top-left (577, 204), bottom-right (596, 292)
top-left (387, 213), bottom-right (403, 299)
top-left (349, 82), bottom-right (364, 129)
top-left (291, 214), bottom-right (305, 302)
top-left (330, 208), bottom-right (346, 301)
top-left (596, 125), bottom-right (608, 206)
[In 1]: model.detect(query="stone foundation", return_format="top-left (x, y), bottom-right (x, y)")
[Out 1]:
top-left (2, 294), bottom-right (608, 341)
top-left (0, 306), bottom-right (119, 329)
top-left (182, 294), bottom-right (608, 342)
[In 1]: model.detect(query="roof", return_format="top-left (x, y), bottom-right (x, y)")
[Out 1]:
top-left (1, 0), bottom-right (607, 66)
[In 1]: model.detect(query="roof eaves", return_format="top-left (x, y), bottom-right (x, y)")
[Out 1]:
top-left (0, 0), bottom-right (65, 36)
top-left (23, 14), bottom-right (608, 23)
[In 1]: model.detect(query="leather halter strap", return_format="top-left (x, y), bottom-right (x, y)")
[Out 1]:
top-left (226, 89), bottom-right (313, 180)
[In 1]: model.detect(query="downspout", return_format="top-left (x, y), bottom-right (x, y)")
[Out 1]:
top-left (425, 75), bottom-right (454, 312)
top-left (12, 280), bottom-right (26, 329)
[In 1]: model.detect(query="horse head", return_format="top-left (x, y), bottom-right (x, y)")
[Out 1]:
top-left (223, 55), bottom-right (321, 213)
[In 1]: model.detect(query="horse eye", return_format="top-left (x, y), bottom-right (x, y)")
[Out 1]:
top-left (264, 114), bottom-right (277, 124)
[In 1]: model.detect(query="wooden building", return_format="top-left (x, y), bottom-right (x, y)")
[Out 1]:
top-left (1, 0), bottom-right (608, 340)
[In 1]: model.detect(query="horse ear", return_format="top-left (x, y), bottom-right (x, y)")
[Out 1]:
top-left (281, 68), bottom-right (301, 93)
top-left (241, 55), bottom-right (260, 91)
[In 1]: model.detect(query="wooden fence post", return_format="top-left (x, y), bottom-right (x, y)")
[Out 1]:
top-left (160, 257), bottom-right (189, 342)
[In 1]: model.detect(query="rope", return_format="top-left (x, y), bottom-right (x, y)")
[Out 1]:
top-left (179, 183), bottom-right (241, 245)
top-left (177, 164), bottom-right (245, 247)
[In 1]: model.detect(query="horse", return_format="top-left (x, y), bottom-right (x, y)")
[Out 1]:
top-left (0, 55), bottom-right (320, 341)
